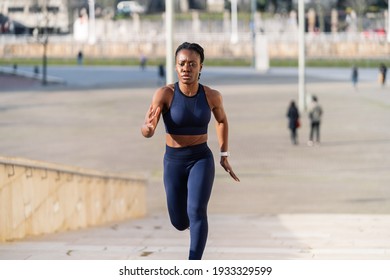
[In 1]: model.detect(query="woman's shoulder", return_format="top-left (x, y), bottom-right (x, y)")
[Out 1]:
top-left (154, 84), bottom-right (174, 97)
top-left (152, 84), bottom-right (174, 107)
top-left (160, 83), bottom-right (175, 93)
top-left (202, 84), bottom-right (222, 110)
top-left (202, 84), bottom-right (221, 98)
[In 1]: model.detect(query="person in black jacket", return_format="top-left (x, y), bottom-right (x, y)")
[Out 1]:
top-left (379, 63), bottom-right (387, 87)
top-left (287, 100), bottom-right (300, 145)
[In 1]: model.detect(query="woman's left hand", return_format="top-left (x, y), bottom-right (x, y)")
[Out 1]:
top-left (220, 157), bottom-right (240, 182)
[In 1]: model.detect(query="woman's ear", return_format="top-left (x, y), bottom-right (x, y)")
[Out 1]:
top-left (198, 64), bottom-right (203, 80)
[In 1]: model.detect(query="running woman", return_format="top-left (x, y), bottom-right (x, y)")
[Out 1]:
top-left (141, 42), bottom-right (239, 260)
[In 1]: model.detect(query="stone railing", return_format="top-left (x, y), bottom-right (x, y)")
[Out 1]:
top-left (0, 156), bottom-right (146, 242)
top-left (0, 32), bottom-right (389, 60)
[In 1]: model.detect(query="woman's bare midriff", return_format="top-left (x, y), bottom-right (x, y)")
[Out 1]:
top-left (166, 134), bottom-right (208, 148)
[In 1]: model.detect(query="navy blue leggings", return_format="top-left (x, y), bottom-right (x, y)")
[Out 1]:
top-left (163, 143), bottom-right (215, 260)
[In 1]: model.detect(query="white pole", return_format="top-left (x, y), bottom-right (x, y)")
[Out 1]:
top-left (251, 0), bottom-right (256, 67)
top-left (88, 0), bottom-right (96, 44)
top-left (388, 1), bottom-right (390, 43)
top-left (231, 0), bottom-right (238, 43)
top-left (165, 0), bottom-right (175, 84)
top-left (298, 0), bottom-right (306, 112)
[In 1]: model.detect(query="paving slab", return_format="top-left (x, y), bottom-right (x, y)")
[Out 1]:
top-left (1, 214), bottom-right (389, 260)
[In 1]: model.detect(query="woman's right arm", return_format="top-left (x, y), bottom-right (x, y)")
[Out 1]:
top-left (141, 86), bottom-right (171, 138)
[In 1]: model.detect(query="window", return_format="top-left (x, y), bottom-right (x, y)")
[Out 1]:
top-left (29, 5), bottom-right (42, 13)
top-left (47, 6), bottom-right (60, 13)
top-left (8, 7), bottom-right (24, 13)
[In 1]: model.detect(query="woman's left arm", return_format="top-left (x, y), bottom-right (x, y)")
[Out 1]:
top-left (208, 88), bottom-right (240, 182)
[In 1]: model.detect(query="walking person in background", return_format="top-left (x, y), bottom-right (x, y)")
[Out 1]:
top-left (77, 50), bottom-right (83, 65)
top-left (141, 42), bottom-right (239, 260)
top-left (379, 63), bottom-right (387, 87)
top-left (157, 63), bottom-right (165, 86)
top-left (286, 100), bottom-right (300, 145)
top-left (140, 53), bottom-right (147, 70)
top-left (308, 95), bottom-right (323, 146)
top-left (351, 65), bottom-right (358, 89)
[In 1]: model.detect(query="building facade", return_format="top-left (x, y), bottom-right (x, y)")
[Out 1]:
top-left (0, 0), bottom-right (69, 34)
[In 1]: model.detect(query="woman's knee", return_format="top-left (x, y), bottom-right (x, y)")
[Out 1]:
top-left (172, 222), bottom-right (189, 231)
top-left (187, 205), bottom-right (207, 222)
top-left (170, 216), bottom-right (189, 231)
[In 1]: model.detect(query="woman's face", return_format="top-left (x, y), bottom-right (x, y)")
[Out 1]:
top-left (175, 49), bottom-right (203, 85)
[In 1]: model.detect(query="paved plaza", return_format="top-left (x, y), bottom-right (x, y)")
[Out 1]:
top-left (0, 65), bottom-right (389, 259)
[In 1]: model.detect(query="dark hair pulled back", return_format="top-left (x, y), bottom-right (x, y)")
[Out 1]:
top-left (175, 42), bottom-right (204, 64)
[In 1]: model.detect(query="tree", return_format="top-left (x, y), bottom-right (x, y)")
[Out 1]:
top-left (345, 0), bottom-right (376, 31)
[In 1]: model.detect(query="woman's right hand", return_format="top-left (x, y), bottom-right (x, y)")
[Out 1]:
top-left (142, 105), bottom-right (160, 137)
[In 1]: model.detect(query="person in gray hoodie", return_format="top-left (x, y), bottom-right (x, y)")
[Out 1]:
top-left (308, 95), bottom-right (323, 146)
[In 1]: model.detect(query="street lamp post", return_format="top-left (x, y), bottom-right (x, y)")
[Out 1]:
top-left (41, 0), bottom-right (49, 86)
top-left (42, 34), bottom-right (48, 85)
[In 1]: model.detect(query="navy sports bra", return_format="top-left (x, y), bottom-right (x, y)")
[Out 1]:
top-left (163, 82), bottom-right (211, 135)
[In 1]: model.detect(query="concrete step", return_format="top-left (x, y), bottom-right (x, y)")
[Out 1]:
top-left (1, 214), bottom-right (389, 260)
